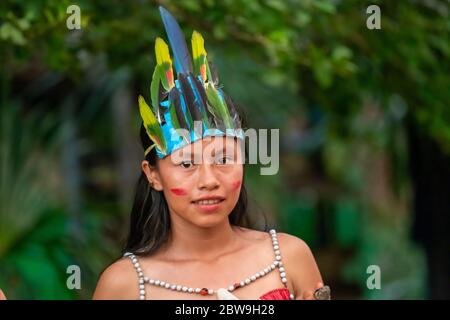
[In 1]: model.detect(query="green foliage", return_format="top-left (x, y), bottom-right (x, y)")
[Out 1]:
top-left (0, 104), bottom-right (61, 257)
top-left (0, 103), bottom-right (71, 299)
top-left (0, 103), bottom-right (117, 299)
top-left (342, 211), bottom-right (427, 299)
top-left (1, 0), bottom-right (445, 299)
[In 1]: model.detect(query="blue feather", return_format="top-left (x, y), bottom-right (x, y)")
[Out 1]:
top-left (159, 6), bottom-right (193, 74)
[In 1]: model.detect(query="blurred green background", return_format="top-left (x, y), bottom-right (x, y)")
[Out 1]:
top-left (1, 0), bottom-right (449, 299)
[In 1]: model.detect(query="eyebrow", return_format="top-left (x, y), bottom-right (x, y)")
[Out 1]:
top-left (176, 143), bottom-right (236, 158)
top-left (215, 145), bottom-right (237, 157)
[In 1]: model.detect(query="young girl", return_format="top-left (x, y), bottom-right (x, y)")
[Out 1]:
top-left (93, 6), bottom-right (330, 301)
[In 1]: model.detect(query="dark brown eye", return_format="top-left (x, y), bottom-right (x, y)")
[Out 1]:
top-left (216, 156), bottom-right (233, 165)
top-left (180, 161), bottom-right (193, 168)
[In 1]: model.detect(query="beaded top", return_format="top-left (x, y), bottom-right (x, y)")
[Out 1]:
top-left (124, 229), bottom-right (294, 300)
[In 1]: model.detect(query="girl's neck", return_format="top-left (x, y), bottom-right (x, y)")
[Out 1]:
top-left (161, 218), bottom-right (241, 263)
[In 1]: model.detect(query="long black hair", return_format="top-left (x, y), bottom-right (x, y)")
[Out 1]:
top-left (123, 117), bottom-right (265, 256)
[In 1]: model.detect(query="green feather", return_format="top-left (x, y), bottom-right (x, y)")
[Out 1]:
top-left (159, 63), bottom-right (172, 90)
top-left (150, 66), bottom-right (161, 112)
top-left (191, 75), bottom-right (213, 129)
top-left (138, 95), bottom-right (166, 154)
top-left (205, 83), bottom-right (233, 129)
top-left (169, 99), bottom-right (181, 131)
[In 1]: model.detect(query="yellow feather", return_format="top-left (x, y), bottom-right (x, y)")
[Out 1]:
top-left (155, 37), bottom-right (172, 66)
top-left (138, 95), bottom-right (157, 127)
top-left (138, 95), bottom-right (166, 153)
top-left (155, 37), bottom-right (174, 89)
top-left (191, 31), bottom-right (207, 60)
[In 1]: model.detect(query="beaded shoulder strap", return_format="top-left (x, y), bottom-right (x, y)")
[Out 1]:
top-left (269, 229), bottom-right (294, 299)
top-left (123, 252), bottom-right (148, 300)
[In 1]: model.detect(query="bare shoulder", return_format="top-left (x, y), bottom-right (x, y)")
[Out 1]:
top-left (234, 226), bottom-right (270, 239)
top-left (276, 232), bottom-right (323, 295)
top-left (92, 257), bottom-right (139, 300)
top-left (276, 232), bottom-right (312, 257)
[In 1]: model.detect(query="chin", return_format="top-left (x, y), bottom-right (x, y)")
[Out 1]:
top-left (190, 212), bottom-right (231, 229)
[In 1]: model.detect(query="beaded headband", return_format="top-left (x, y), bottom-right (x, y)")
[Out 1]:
top-left (138, 6), bottom-right (243, 158)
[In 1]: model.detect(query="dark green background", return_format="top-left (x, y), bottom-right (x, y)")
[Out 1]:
top-left (1, 0), bottom-right (449, 299)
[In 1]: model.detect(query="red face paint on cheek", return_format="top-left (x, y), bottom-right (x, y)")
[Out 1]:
top-left (231, 180), bottom-right (241, 191)
top-left (170, 188), bottom-right (187, 196)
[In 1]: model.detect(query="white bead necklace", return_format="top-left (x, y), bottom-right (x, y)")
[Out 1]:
top-left (125, 229), bottom-right (294, 300)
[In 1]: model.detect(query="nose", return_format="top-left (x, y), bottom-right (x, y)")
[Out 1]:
top-left (197, 163), bottom-right (219, 190)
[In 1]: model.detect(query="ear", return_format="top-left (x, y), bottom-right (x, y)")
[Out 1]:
top-left (141, 160), bottom-right (163, 191)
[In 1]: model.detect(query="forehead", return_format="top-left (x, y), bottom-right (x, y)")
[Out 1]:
top-left (171, 136), bottom-right (238, 157)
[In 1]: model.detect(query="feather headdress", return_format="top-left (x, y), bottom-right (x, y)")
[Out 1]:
top-left (139, 6), bottom-right (243, 158)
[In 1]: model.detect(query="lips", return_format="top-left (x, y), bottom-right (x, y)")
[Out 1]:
top-left (194, 199), bottom-right (223, 205)
top-left (191, 196), bottom-right (225, 211)
top-left (191, 196), bottom-right (225, 204)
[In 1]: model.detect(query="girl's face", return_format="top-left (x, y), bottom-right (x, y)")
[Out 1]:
top-left (143, 136), bottom-right (243, 228)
